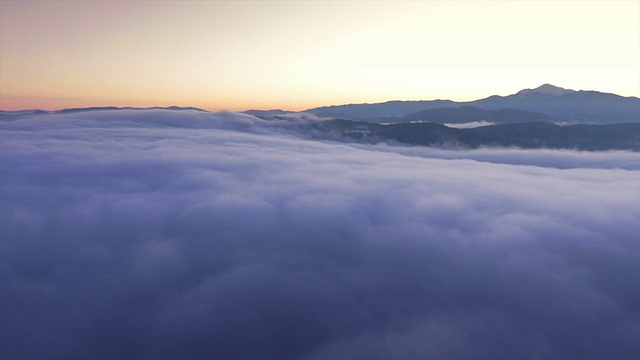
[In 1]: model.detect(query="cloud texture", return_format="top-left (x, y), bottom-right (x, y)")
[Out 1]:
top-left (1, 110), bottom-right (640, 359)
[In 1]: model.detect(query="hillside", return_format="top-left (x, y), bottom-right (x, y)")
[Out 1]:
top-left (278, 84), bottom-right (640, 124)
top-left (308, 119), bottom-right (640, 151)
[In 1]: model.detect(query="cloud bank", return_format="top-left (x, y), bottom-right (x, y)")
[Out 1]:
top-left (1, 110), bottom-right (639, 359)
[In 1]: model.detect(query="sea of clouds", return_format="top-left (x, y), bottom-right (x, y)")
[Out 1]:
top-left (1, 109), bottom-right (639, 359)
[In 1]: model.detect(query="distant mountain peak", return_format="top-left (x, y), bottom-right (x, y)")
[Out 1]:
top-left (516, 84), bottom-right (575, 96)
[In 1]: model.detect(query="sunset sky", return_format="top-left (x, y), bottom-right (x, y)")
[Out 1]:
top-left (1, 0), bottom-right (639, 111)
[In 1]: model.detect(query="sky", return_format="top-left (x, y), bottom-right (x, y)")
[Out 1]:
top-left (2, 109), bottom-right (640, 359)
top-left (1, 0), bottom-right (639, 111)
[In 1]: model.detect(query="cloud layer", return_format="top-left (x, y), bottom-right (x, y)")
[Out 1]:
top-left (1, 110), bottom-right (639, 359)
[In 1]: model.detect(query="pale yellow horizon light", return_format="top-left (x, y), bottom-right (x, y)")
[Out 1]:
top-left (1, 0), bottom-right (638, 111)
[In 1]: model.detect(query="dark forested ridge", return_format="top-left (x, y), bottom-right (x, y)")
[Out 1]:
top-left (351, 106), bottom-right (557, 124)
top-left (308, 119), bottom-right (640, 151)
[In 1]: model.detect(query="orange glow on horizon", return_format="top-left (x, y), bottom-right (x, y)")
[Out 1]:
top-left (0, 93), bottom-right (346, 113)
top-left (1, 1), bottom-right (638, 112)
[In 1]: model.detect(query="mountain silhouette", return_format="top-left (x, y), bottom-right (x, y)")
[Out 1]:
top-left (308, 119), bottom-right (640, 151)
top-left (514, 84), bottom-right (576, 96)
top-left (357, 106), bottom-right (556, 124)
top-left (289, 85), bottom-right (640, 124)
top-left (469, 85), bottom-right (639, 123)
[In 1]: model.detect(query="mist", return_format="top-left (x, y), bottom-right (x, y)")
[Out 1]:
top-left (1, 110), bottom-right (639, 359)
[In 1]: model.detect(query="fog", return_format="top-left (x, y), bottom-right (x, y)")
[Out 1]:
top-left (442, 120), bottom-right (495, 129)
top-left (1, 110), bottom-right (639, 359)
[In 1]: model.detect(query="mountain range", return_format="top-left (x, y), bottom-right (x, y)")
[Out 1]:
top-left (263, 84), bottom-right (640, 151)
top-left (349, 106), bottom-right (556, 125)
top-left (0, 106), bottom-right (207, 117)
top-left (246, 84), bottom-right (640, 124)
top-left (307, 119), bottom-right (640, 151)
top-left (3, 85), bottom-right (639, 151)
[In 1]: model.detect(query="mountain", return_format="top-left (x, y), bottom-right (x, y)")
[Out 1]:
top-left (0, 106), bottom-right (208, 117)
top-left (469, 85), bottom-right (640, 123)
top-left (287, 84), bottom-right (640, 124)
top-left (55, 106), bottom-right (207, 114)
top-left (308, 119), bottom-right (640, 151)
top-left (514, 83), bottom-right (575, 96)
top-left (466, 122), bottom-right (640, 150)
top-left (243, 109), bottom-right (291, 117)
top-left (55, 106), bottom-right (123, 114)
top-left (304, 99), bottom-right (458, 119)
top-left (345, 106), bottom-right (556, 124)
top-left (372, 106), bottom-right (556, 124)
top-left (0, 109), bottom-right (49, 117)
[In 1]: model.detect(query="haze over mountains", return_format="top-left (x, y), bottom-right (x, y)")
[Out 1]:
top-left (3, 84), bottom-right (638, 126)
top-left (246, 84), bottom-right (640, 124)
top-left (2, 84), bottom-right (640, 152)
top-left (241, 84), bottom-right (640, 151)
